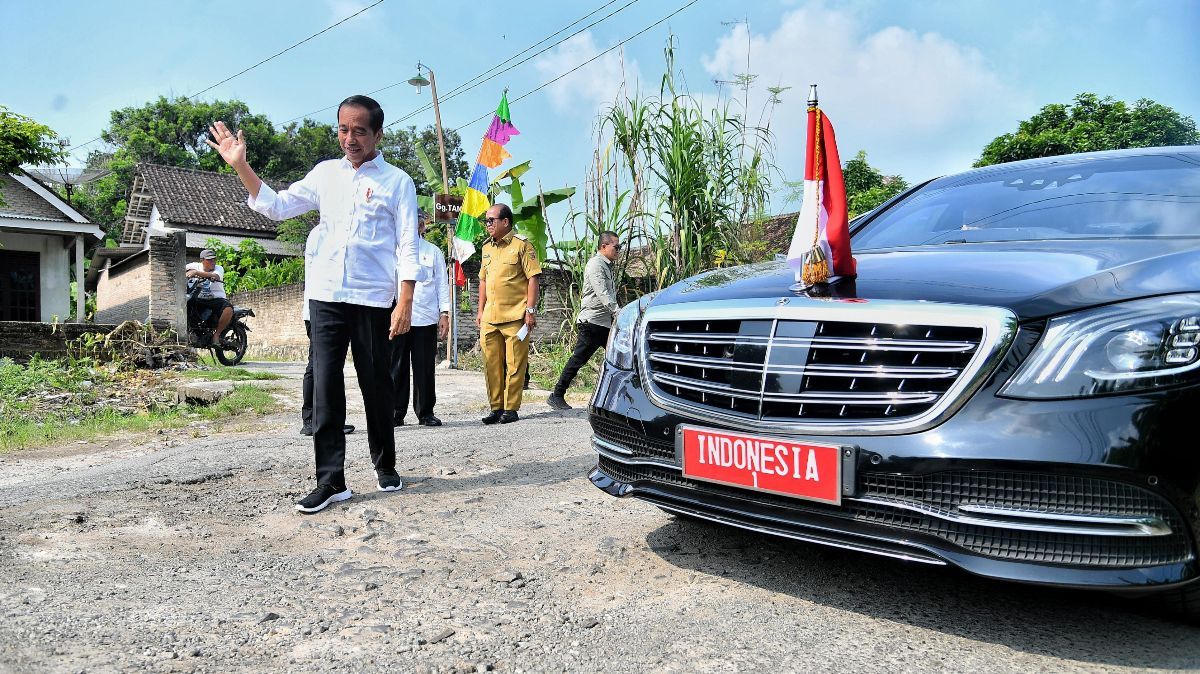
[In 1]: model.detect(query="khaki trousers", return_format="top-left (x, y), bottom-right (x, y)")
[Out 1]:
top-left (481, 319), bottom-right (528, 411)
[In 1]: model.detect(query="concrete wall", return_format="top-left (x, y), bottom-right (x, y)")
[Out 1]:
top-left (0, 231), bottom-right (70, 322)
top-left (0, 321), bottom-right (116, 361)
top-left (94, 252), bottom-right (150, 325)
top-left (226, 264), bottom-right (579, 362)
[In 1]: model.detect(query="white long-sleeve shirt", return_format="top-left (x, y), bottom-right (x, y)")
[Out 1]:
top-left (249, 153), bottom-right (419, 309)
top-left (406, 236), bottom-right (452, 327)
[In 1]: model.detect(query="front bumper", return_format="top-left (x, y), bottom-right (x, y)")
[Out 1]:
top-left (589, 365), bottom-right (1200, 591)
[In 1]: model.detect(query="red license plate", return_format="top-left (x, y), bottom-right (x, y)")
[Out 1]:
top-left (679, 426), bottom-right (843, 505)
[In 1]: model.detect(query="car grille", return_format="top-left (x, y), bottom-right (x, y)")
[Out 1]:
top-left (643, 317), bottom-right (985, 423)
top-left (591, 411), bottom-right (675, 461)
top-left (596, 457), bottom-right (1194, 568)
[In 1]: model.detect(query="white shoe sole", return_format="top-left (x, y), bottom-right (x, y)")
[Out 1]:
top-left (377, 479), bottom-right (404, 492)
top-left (295, 488), bottom-right (352, 513)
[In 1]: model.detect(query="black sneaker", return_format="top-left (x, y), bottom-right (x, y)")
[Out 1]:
top-left (295, 484), bottom-right (352, 514)
top-left (301, 425), bottom-right (313, 436)
top-left (342, 424), bottom-right (355, 435)
top-left (481, 410), bottom-right (503, 425)
top-left (377, 471), bottom-right (404, 492)
top-left (418, 416), bottom-right (442, 427)
top-left (499, 410), bottom-right (520, 424)
top-left (547, 393), bottom-right (571, 410)
top-left (393, 417), bottom-right (405, 427)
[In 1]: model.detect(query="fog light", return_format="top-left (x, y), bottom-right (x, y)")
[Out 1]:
top-left (1105, 329), bottom-right (1162, 371)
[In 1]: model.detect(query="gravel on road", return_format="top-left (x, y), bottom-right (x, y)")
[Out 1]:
top-left (1, 364), bottom-right (1197, 673)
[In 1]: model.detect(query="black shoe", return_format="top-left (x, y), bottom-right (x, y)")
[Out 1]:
top-left (343, 424), bottom-right (355, 435)
top-left (393, 417), bottom-right (405, 427)
top-left (499, 410), bottom-right (520, 424)
top-left (377, 471), bottom-right (404, 492)
top-left (418, 416), bottom-right (442, 427)
top-left (547, 393), bottom-right (571, 410)
top-left (301, 425), bottom-right (313, 436)
top-left (295, 484), bottom-right (352, 514)
top-left (481, 410), bottom-right (503, 425)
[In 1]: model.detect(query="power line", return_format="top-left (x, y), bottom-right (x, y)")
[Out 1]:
top-left (65, 0), bottom-right (385, 155)
top-left (190, 0), bottom-right (384, 99)
top-left (450, 0), bottom-right (702, 135)
top-left (383, 0), bottom-right (643, 130)
top-left (281, 0), bottom-right (629, 127)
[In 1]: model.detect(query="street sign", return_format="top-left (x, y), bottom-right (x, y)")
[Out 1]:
top-left (434, 194), bottom-right (463, 223)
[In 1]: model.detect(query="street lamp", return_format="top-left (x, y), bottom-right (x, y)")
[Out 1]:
top-left (409, 61), bottom-right (457, 366)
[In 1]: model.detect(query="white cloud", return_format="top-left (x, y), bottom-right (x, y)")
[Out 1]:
top-left (533, 32), bottom-right (643, 115)
top-left (701, 3), bottom-right (1028, 185)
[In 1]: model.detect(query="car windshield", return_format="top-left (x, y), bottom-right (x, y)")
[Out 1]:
top-left (852, 153), bottom-right (1200, 250)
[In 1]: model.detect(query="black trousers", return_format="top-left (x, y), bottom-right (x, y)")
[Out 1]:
top-left (553, 321), bottom-right (611, 396)
top-left (302, 320), bottom-right (314, 429)
top-left (389, 322), bottom-right (437, 422)
top-left (309, 299), bottom-right (396, 490)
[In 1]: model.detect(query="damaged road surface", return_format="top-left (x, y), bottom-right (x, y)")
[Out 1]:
top-left (0, 366), bottom-right (1197, 673)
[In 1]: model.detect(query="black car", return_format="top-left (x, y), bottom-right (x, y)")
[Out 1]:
top-left (588, 146), bottom-right (1200, 620)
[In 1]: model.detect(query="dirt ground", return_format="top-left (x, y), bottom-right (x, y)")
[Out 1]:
top-left (1, 363), bottom-right (1197, 673)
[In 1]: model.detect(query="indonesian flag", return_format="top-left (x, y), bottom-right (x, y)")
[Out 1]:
top-left (786, 105), bottom-right (855, 286)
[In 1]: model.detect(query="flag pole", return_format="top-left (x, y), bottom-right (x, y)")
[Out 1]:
top-left (808, 83), bottom-right (818, 108)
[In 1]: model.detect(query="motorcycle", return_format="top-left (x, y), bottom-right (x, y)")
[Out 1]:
top-left (186, 277), bottom-right (254, 366)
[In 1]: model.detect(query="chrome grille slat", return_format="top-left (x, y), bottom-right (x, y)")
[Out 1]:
top-left (651, 372), bottom-right (762, 400)
top-left (639, 298), bottom-right (1016, 433)
top-left (760, 391), bottom-right (940, 405)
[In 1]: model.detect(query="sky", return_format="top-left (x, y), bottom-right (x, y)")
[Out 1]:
top-left (3, 0), bottom-right (1198, 220)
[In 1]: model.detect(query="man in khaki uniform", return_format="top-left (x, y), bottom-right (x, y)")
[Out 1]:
top-left (477, 203), bottom-right (541, 424)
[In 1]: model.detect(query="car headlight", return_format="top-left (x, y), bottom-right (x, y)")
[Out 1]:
top-left (1001, 294), bottom-right (1200, 399)
top-left (606, 292), bottom-right (658, 370)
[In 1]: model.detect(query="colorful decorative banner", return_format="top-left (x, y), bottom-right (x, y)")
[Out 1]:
top-left (453, 92), bottom-right (520, 263)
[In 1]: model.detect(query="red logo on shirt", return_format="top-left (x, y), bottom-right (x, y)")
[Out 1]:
top-left (365, 187), bottom-right (373, 201)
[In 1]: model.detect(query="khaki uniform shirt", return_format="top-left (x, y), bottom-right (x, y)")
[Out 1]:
top-left (479, 232), bottom-right (542, 324)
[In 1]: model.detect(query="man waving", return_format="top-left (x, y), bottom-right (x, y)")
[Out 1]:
top-left (207, 95), bottom-right (419, 514)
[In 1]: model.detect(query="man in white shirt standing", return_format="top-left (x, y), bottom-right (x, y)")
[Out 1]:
top-left (207, 95), bottom-right (419, 514)
top-left (391, 215), bottom-right (450, 427)
top-left (184, 249), bottom-right (233, 346)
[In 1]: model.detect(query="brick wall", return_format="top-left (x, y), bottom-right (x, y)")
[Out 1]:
top-left (227, 283), bottom-right (309, 360)
top-left (147, 231), bottom-right (187, 335)
top-left (0, 322), bottom-right (117, 361)
top-left (95, 252), bottom-right (150, 325)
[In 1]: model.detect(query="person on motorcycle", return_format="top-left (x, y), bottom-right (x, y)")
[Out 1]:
top-left (185, 249), bottom-right (234, 346)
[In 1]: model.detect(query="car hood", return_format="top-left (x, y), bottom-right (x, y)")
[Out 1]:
top-left (652, 239), bottom-right (1200, 321)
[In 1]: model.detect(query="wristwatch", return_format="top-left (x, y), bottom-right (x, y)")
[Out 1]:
top-left (525, 307), bottom-right (536, 315)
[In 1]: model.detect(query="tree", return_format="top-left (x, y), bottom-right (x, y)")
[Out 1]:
top-left (842, 150), bottom-right (908, 217)
top-left (0, 106), bottom-right (64, 206)
top-left (786, 150), bottom-right (908, 218)
top-left (379, 125), bottom-right (470, 197)
top-left (975, 93), bottom-right (1199, 167)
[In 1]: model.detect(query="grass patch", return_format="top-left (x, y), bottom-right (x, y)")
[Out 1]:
top-left (180, 367), bottom-right (281, 381)
top-left (0, 354), bottom-right (282, 452)
top-left (458, 338), bottom-right (603, 395)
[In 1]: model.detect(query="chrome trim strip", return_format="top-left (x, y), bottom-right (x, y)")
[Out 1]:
top-left (592, 438), bottom-right (679, 469)
top-left (651, 372), bottom-right (762, 400)
top-left (957, 503), bottom-right (1172, 536)
top-left (760, 391), bottom-right (940, 405)
top-left (649, 352), bottom-right (959, 379)
top-left (853, 496), bottom-right (1172, 537)
top-left (638, 297), bottom-right (1018, 435)
top-left (649, 333), bottom-right (976, 353)
top-left (649, 500), bottom-right (947, 566)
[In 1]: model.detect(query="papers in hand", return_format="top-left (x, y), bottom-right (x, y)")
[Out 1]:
top-left (516, 323), bottom-right (530, 342)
